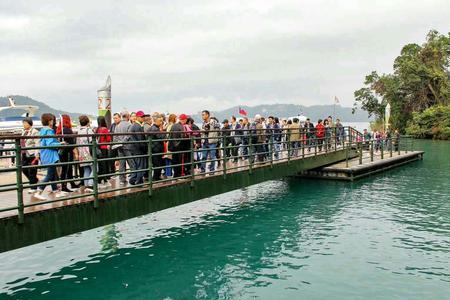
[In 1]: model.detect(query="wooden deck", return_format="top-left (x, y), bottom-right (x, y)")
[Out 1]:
top-left (300, 150), bottom-right (424, 180)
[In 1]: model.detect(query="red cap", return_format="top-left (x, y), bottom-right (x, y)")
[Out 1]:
top-left (136, 111), bottom-right (145, 117)
top-left (179, 114), bottom-right (188, 120)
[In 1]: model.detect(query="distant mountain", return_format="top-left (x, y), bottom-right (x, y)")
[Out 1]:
top-left (0, 95), bottom-right (86, 118)
top-left (192, 104), bottom-right (371, 123)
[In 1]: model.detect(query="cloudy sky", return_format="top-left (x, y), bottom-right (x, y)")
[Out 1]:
top-left (1, 0), bottom-right (449, 115)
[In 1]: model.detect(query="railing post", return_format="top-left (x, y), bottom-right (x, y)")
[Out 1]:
top-left (345, 142), bottom-right (349, 168)
top-left (370, 139), bottom-right (374, 162)
top-left (314, 137), bottom-right (317, 156)
top-left (390, 138), bottom-right (393, 157)
top-left (270, 134), bottom-right (274, 168)
top-left (358, 142), bottom-right (363, 165)
top-left (302, 136), bottom-right (305, 159)
top-left (248, 134), bottom-right (253, 174)
top-left (15, 139), bottom-right (24, 224)
top-left (287, 130), bottom-right (291, 164)
top-left (334, 127), bottom-right (337, 150)
top-left (405, 137), bottom-right (408, 154)
top-left (381, 140), bottom-right (384, 160)
top-left (222, 135), bottom-right (227, 179)
top-left (148, 136), bottom-right (153, 197)
top-left (91, 137), bottom-right (99, 208)
top-left (190, 136), bottom-right (195, 187)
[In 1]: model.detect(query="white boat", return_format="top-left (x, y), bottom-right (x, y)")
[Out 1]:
top-left (0, 97), bottom-right (42, 134)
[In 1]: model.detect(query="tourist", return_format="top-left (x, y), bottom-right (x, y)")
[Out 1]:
top-left (56, 114), bottom-right (79, 193)
top-left (187, 117), bottom-right (202, 169)
top-left (163, 114), bottom-right (177, 178)
top-left (272, 117), bottom-right (282, 160)
top-left (147, 113), bottom-right (166, 181)
top-left (304, 118), bottom-right (315, 152)
top-left (114, 111), bottom-right (132, 185)
top-left (289, 118), bottom-right (301, 157)
top-left (221, 119), bottom-right (232, 159)
top-left (76, 115), bottom-right (95, 192)
top-left (109, 112), bottom-right (121, 176)
top-left (169, 114), bottom-right (188, 178)
top-left (335, 118), bottom-right (345, 146)
top-left (34, 113), bottom-right (67, 200)
top-left (130, 112), bottom-right (137, 124)
top-left (324, 119), bottom-right (332, 150)
top-left (96, 116), bottom-right (112, 187)
top-left (230, 116), bottom-right (241, 163)
top-left (252, 114), bottom-right (266, 162)
top-left (21, 117), bottom-right (40, 194)
top-left (200, 110), bottom-right (220, 173)
top-left (128, 111), bottom-right (146, 185)
top-left (315, 119), bottom-right (325, 152)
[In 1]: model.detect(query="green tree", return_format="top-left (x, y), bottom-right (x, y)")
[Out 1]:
top-left (353, 30), bottom-right (450, 133)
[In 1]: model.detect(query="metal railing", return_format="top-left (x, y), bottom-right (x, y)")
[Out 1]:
top-left (0, 126), bottom-right (414, 223)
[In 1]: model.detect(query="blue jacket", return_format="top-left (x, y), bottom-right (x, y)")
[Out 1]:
top-left (39, 127), bottom-right (60, 164)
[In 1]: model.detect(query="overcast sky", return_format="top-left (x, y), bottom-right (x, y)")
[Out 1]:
top-left (1, 0), bottom-right (449, 115)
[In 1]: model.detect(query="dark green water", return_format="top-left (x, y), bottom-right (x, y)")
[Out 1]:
top-left (1, 140), bottom-right (449, 300)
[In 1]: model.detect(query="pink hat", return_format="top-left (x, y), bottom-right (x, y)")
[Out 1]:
top-left (136, 111), bottom-right (145, 117)
top-left (179, 114), bottom-right (188, 120)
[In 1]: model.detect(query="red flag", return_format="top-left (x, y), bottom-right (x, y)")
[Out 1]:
top-left (239, 107), bottom-right (248, 116)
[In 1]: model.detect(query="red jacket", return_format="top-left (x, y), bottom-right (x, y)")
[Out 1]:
top-left (96, 127), bottom-right (111, 150)
top-left (315, 123), bottom-right (325, 138)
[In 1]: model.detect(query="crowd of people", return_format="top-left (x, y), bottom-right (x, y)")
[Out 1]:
top-left (0, 110), bottom-right (399, 201)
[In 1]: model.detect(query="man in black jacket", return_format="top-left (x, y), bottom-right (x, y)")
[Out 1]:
top-left (147, 113), bottom-right (166, 181)
top-left (304, 118), bottom-right (315, 152)
top-left (128, 111), bottom-right (146, 185)
top-left (168, 114), bottom-right (188, 178)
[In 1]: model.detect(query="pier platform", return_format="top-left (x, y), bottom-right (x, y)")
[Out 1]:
top-left (299, 150), bottom-right (424, 181)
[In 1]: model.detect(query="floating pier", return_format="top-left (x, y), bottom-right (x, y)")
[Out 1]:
top-left (299, 150), bottom-right (424, 181)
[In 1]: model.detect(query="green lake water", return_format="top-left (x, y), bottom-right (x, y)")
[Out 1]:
top-left (1, 140), bottom-right (449, 299)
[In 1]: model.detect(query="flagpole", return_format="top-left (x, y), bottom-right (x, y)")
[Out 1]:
top-left (333, 97), bottom-right (336, 121)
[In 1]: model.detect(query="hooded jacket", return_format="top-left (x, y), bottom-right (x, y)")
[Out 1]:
top-left (39, 127), bottom-right (60, 164)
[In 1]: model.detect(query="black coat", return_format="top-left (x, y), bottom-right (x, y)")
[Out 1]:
top-left (148, 124), bottom-right (166, 154)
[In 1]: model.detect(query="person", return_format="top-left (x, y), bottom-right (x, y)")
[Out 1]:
top-left (221, 119), bottom-right (232, 159)
top-left (288, 118), bottom-right (301, 157)
top-left (169, 114), bottom-right (188, 178)
top-left (163, 114), bottom-right (177, 178)
top-left (363, 129), bottom-right (372, 150)
top-left (56, 114), bottom-right (79, 193)
top-left (128, 111), bottom-right (146, 185)
top-left (96, 116), bottom-right (112, 187)
top-left (34, 113), bottom-right (67, 200)
top-left (230, 116), bottom-right (241, 163)
top-left (187, 117), bottom-right (202, 169)
top-left (335, 118), bottom-right (345, 146)
top-left (114, 111), bottom-right (132, 185)
top-left (240, 117), bottom-right (250, 159)
top-left (21, 117), bottom-right (40, 194)
top-left (130, 112), bottom-right (137, 124)
top-left (272, 117), bottom-right (282, 160)
top-left (315, 119), bottom-right (325, 152)
top-left (143, 114), bottom-right (152, 132)
top-left (252, 114), bottom-right (265, 162)
top-left (147, 113), bottom-right (166, 181)
top-left (109, 113), bottom-right (122, 176)
top-left (200, 110), bottom-right (219, 173)
top-left (76, 115), bottom-right (95, 192)
top-left (324, 119), bottom-right (332, 150)
top-left (304, 118), bottom-right (315, 152)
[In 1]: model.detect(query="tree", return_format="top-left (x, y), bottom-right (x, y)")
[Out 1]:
top-left (353, 30), bottom-right (450, 133)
